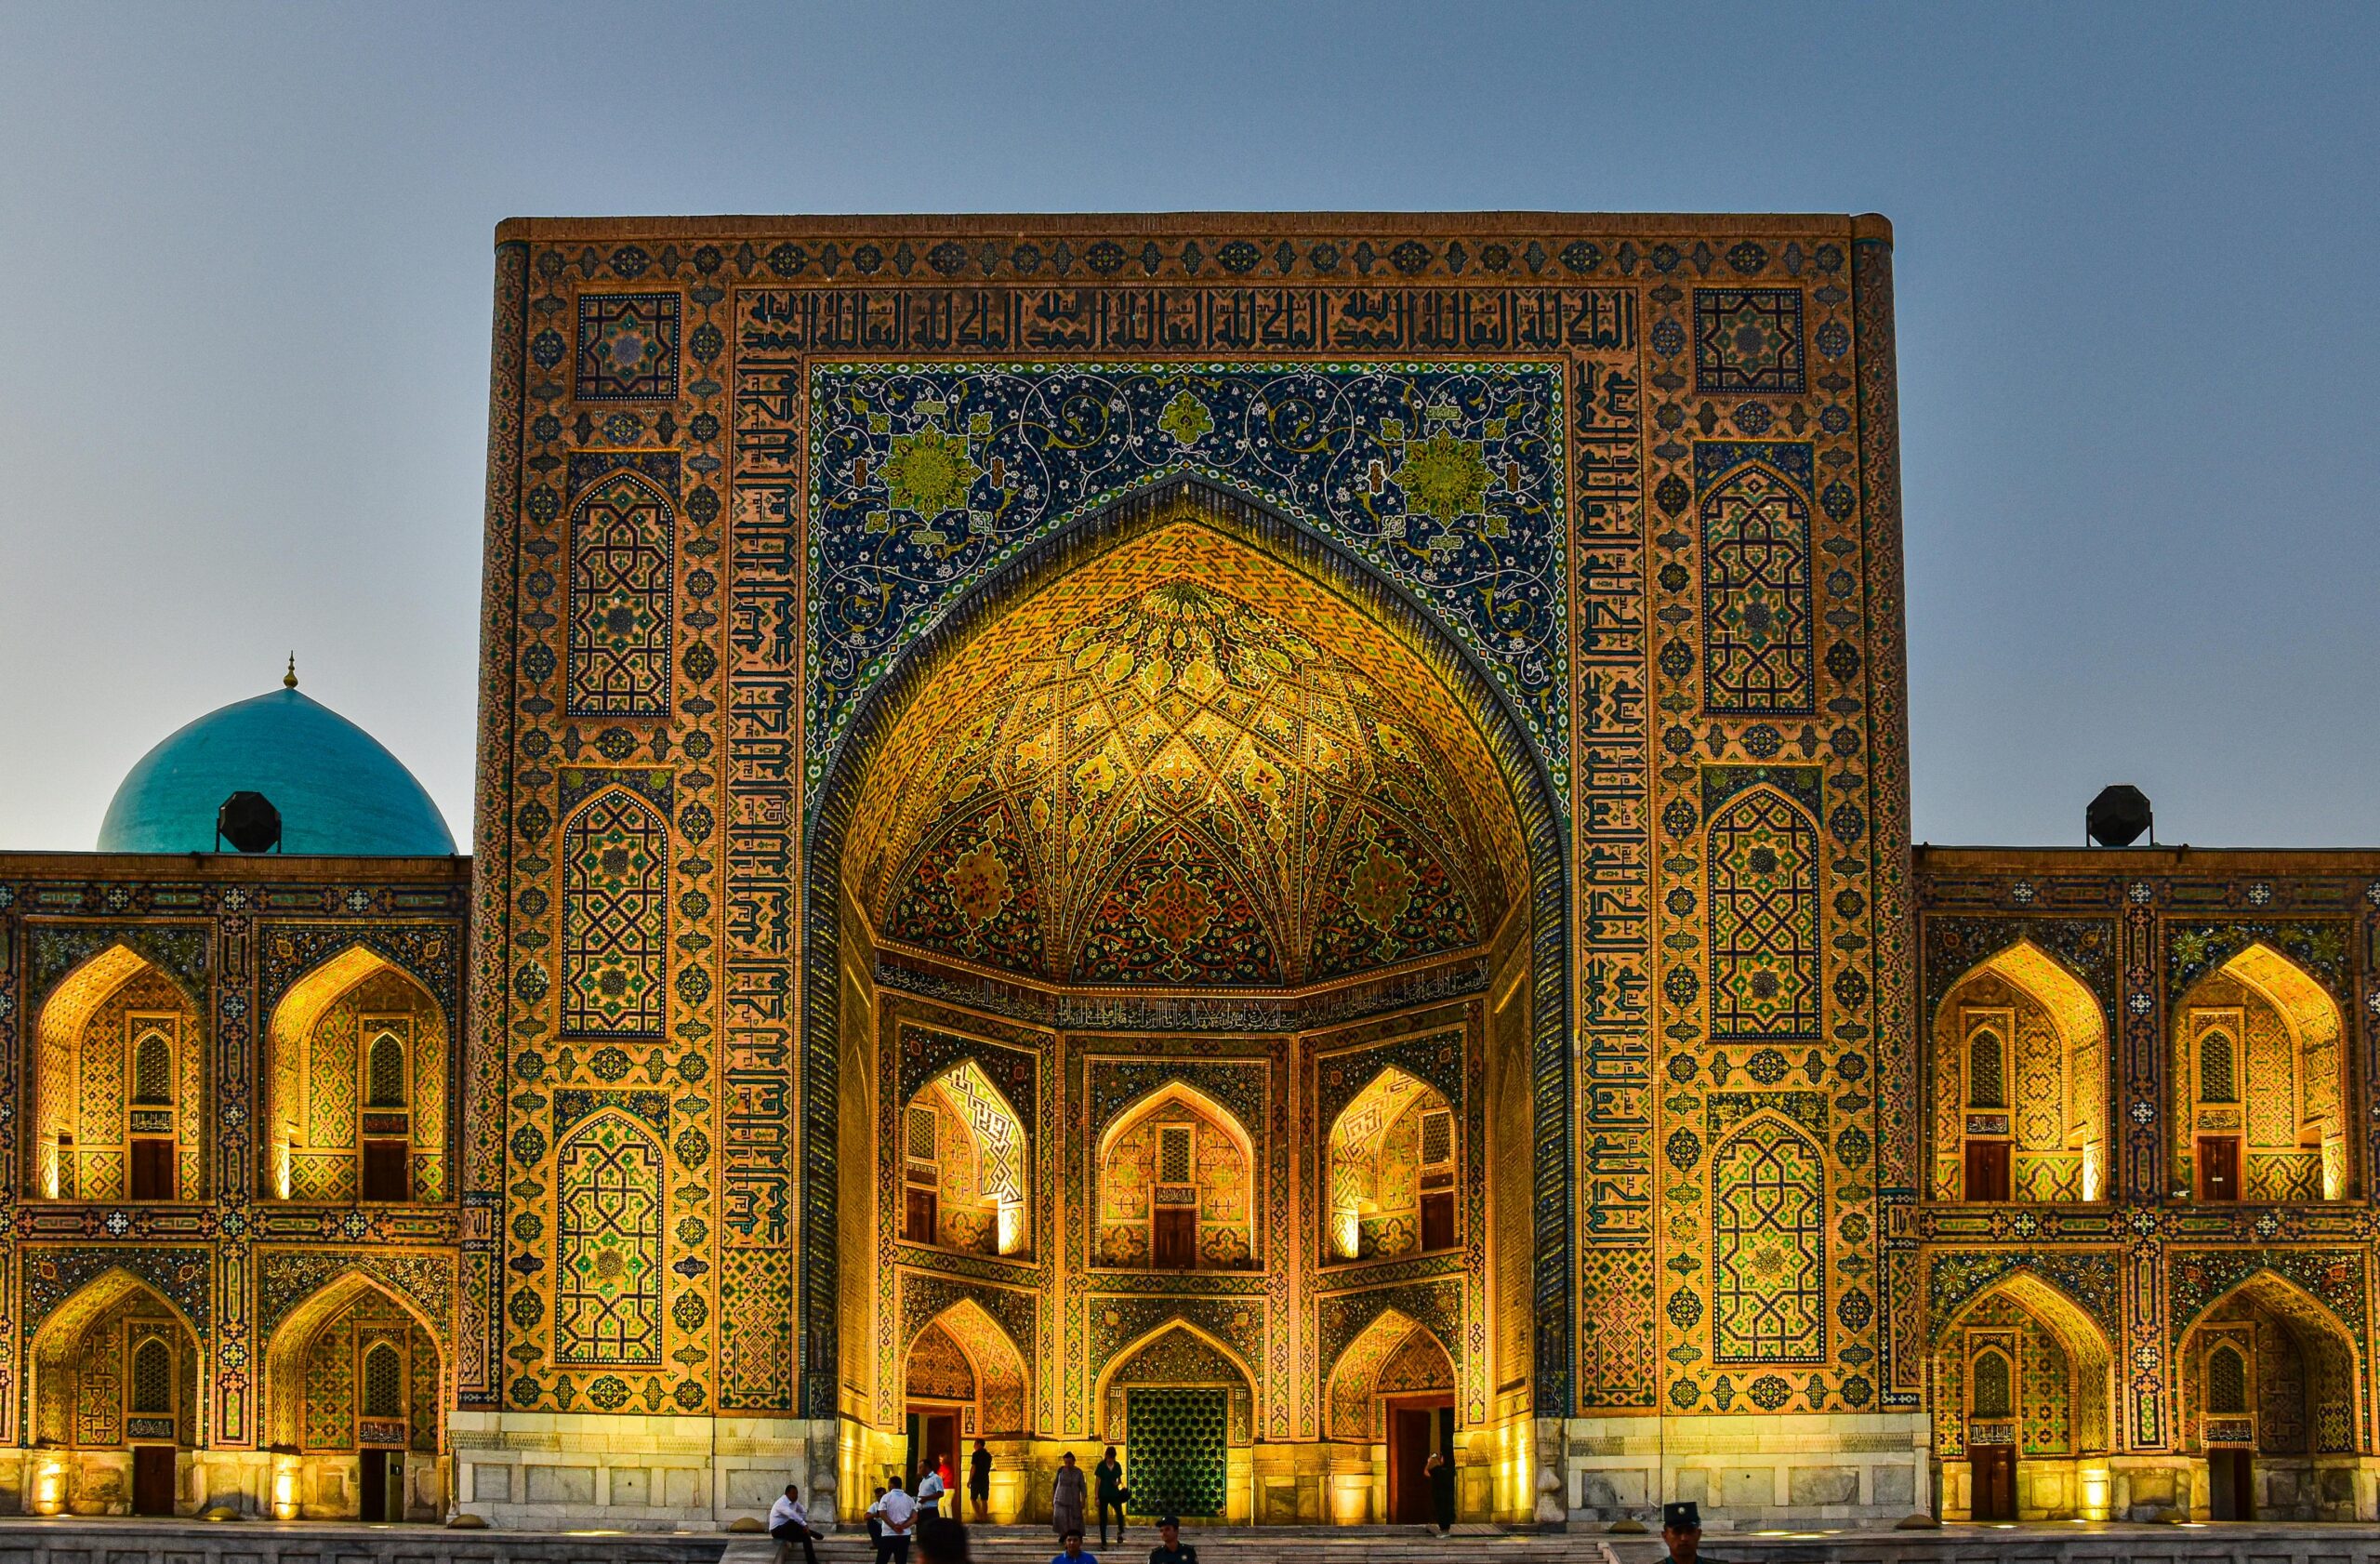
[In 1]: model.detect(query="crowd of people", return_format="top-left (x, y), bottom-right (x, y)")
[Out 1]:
top-left (769, 1443), bottom-right (1214, 1564)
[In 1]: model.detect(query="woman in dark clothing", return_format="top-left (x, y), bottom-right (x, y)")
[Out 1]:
top-left (968, 1439), bottom-right (994, 1523)
top-left (1093, 1446), bottom-right (1126, 1547)
top-left (1425, 1451), bottom-right (1455, 1535)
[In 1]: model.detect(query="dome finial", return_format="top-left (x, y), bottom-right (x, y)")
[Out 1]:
top-left (284, 653), bottom-right (298, 689)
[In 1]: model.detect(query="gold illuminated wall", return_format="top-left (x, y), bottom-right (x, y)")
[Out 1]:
top-left (460, 210), bottom-right (1918, 1525)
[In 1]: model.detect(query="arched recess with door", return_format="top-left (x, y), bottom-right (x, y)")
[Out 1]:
top-left (1324, 1307), bottom-right (1459, 1525)
top-left (2170, 944), bottom-right (2351, 1202)
top-left (261, 1270), bottom-right (445, 1520)
top-left (1929, 940), bottom-right (2109, 1202)
top-left (27, 1269), bottom-right (203, 1516)
top-left (263, 944), bottom-right (449, 1202)
top-left (899, 1060), bottom-right (1031, 1258)
top-left (898, 1298), bottom-right (1031, 1519)
top-left (31, 944), bottom-right (206, 1203)
top-left (1094, 1320), bottom-right (1260, 1524)
top-left (2177, 1270), bottom-right (2365, 1520)
top-left (809, 479), bottom-right (1566, 1523)
top-left (1097, 1080), bottom-right (1257, 1271)
top-left (1928, 1272), bottom-right (2115, 1521)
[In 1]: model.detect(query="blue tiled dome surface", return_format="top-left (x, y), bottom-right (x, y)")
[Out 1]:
top-left (98, 686), bottom-right (456, 856)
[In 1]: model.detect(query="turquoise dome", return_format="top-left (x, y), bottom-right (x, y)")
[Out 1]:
top-left (98, 684), bottom-right (456, 856)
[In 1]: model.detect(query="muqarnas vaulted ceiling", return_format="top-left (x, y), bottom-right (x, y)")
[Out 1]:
top-left (845, 519), bottom-right (1524, 988)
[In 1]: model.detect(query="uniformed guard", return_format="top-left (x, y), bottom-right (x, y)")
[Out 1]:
top-left (1661, 1501), bottom-right (1708, 1564)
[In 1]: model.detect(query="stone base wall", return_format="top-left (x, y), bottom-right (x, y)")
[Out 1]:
top-left (449, 1412), bottom-right (836, 1531)
top-left (1564, 1412), bottom-right (1929, 1527)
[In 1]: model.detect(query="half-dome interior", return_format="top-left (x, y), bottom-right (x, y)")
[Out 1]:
top-left (841, 519), bottom-right (1526, 989)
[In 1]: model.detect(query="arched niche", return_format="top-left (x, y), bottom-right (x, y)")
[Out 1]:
top-left (1928, 1270), bottom-right (2116, 1519)
top-left (264, 944), bottom-right (449, 1202)
top-left (32, 944), bottom-right (205, 1202)
top-left (1325, 1067), bottom-right (1458, 1264)
top-left (28, 1267), bottom-right (203, 1502)
top-left (261, 1269), bottom-right (446, 1459)
top-left (1930, 940), bottom-right (2109, 1202)
top-left (1325, 1308), bottom-right (1457, 1441)
top-left (2180, 1271), bottom-right (2362, 1460)
top-left (811, 480), bottom-right (1569, 1428)
top-left (902, 1298), bottom-right (1030, 1439)
top-left (1094, 1319), bottom-right (1258, 1451)
top-left (900, 1059), bottom-right (1031, 1258)
top-left (2172, 944), bottom-right (2350, 1201)
top-left (1096, 1080), bottom-right (1257, 1271)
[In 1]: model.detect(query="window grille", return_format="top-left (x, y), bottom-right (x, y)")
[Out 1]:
top-left (132, 1030), bottom-right (174, 1106)
top-left (1970, 1349), bottom-right (2013, 1419)
top-left (1159, 1124), bottom-right (1193, 1185)
top-left (363, 1342), bottom-right (404, 1419)
top-left (2200, 1029), bottom-right (2239, 1105)
top-left (366, 1028), bottom-right (408, 1108)
top-left (1967, 1028), bottom-right (2006, 1108)
top-left (2208, 1345), bottom-right (2248, 1414)
top-left (129, 1336), bottom-right (173, 1415)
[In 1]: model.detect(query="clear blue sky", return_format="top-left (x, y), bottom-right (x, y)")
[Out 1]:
top-left (2, 3), bottom-right (2373, 851)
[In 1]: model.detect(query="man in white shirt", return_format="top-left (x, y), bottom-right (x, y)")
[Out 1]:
top-left (769, 1483), bottom-right (816, 1564)
top-left (915, 1456), bottom-right (947, 1519)
top-left (870, 1476), bottom-right (919, 1564)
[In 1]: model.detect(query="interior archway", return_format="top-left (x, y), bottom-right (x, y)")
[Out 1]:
top-left (2172, 944), bottom-right (2349, 1200)
top-left (807, 478), bottom-right (1569, 1440)
top-left (1326, 1067), bottom-right (1459, 1262)
top-left (264, 944), bottom-right (449, 1202)
top-left (32, 944), bottom-right (205, 1202)
top-left (1929, 940), bottom-right (2109, 1201)
top-left (27, 1268), bottom-right (202, 1515)
top-left (262, 1269), bottom-right (446, 1519)
top-left (2180, 1270), bottom-right (2365, 1518)
top-left (1929, 1269), bottom-right (2116, 1519)
top-left (901, 1060), bottom-right (1031, 1257)
top-left (1096, 1080), bottom-right (1257, 1270)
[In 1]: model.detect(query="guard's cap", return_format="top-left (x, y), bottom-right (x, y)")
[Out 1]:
top-left (1664, 1501), bottom-right (1701, 1530)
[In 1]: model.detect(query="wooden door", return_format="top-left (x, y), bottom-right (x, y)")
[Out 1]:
top-left (2208, 1450), bottom-right (2253, 1519)
top-left (1389, 1405), bottom-right (1435, 1522)
top-left (131, 1445), bottom-right (175, 1515)
top-left (1153, 1208), bottom-right (1197, 1269)
top-left (130, 1139), bottom-right (175, 1201)
top-left (1970, 1446), bottom-right (2016, 1520)
top-left (361, 1449), bottom-right (389, 1521)
top-left (1420, 1191), bottom-right (1456, 1253)
top-left (904, 1186), bottom-right (938, 1243)
top-left (362, 1141), bottom-right (409, 1201)
top-left (1963, 1140), bottom-right (2010, 1202)
top-left (2197, 1137), bottom-right (2241, 1202)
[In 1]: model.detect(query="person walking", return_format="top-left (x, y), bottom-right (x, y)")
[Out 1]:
top-left (1424, 1451), bottom-right (1455, 1535)
top-left (1093, 1445), bottom-right (1126, 1548)
top-left (916, 1454), bottom-right (947, 1520)
top-left (968, 1439), bottom-right (994, 1523)
top-left (872, 1475), bottom-right (919, 1564)
top-left (1147, 1515), bottom-right (1197, 1564)
top-left (1050, 1451), bottom-right (1088, 1544)
top-left (770, 1483), bottom-right (819, 1564)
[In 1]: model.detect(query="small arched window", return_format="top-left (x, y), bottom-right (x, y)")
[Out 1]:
top-left (362, 1341), bottom-right (404, 1419)
top-left (365, 1029), bottom-right (407, 1109)
top-left (132, 1030), bottom-right (174, 1106)
top-left (2208, 1344), bottom-right (2248, 1414)
top-left (129, 1336), bottom-right (173, 1416)
top-left (1970, 1349), bottom-right (2013, 1419)
top-left (1967, 1028), bottom-right (2006, 1109)
top-left (2200, 1029), bottom-right (2239, 1105)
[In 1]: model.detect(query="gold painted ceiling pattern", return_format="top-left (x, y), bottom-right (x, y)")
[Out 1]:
top-left (849, 520), bottom-right (1521, 987)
